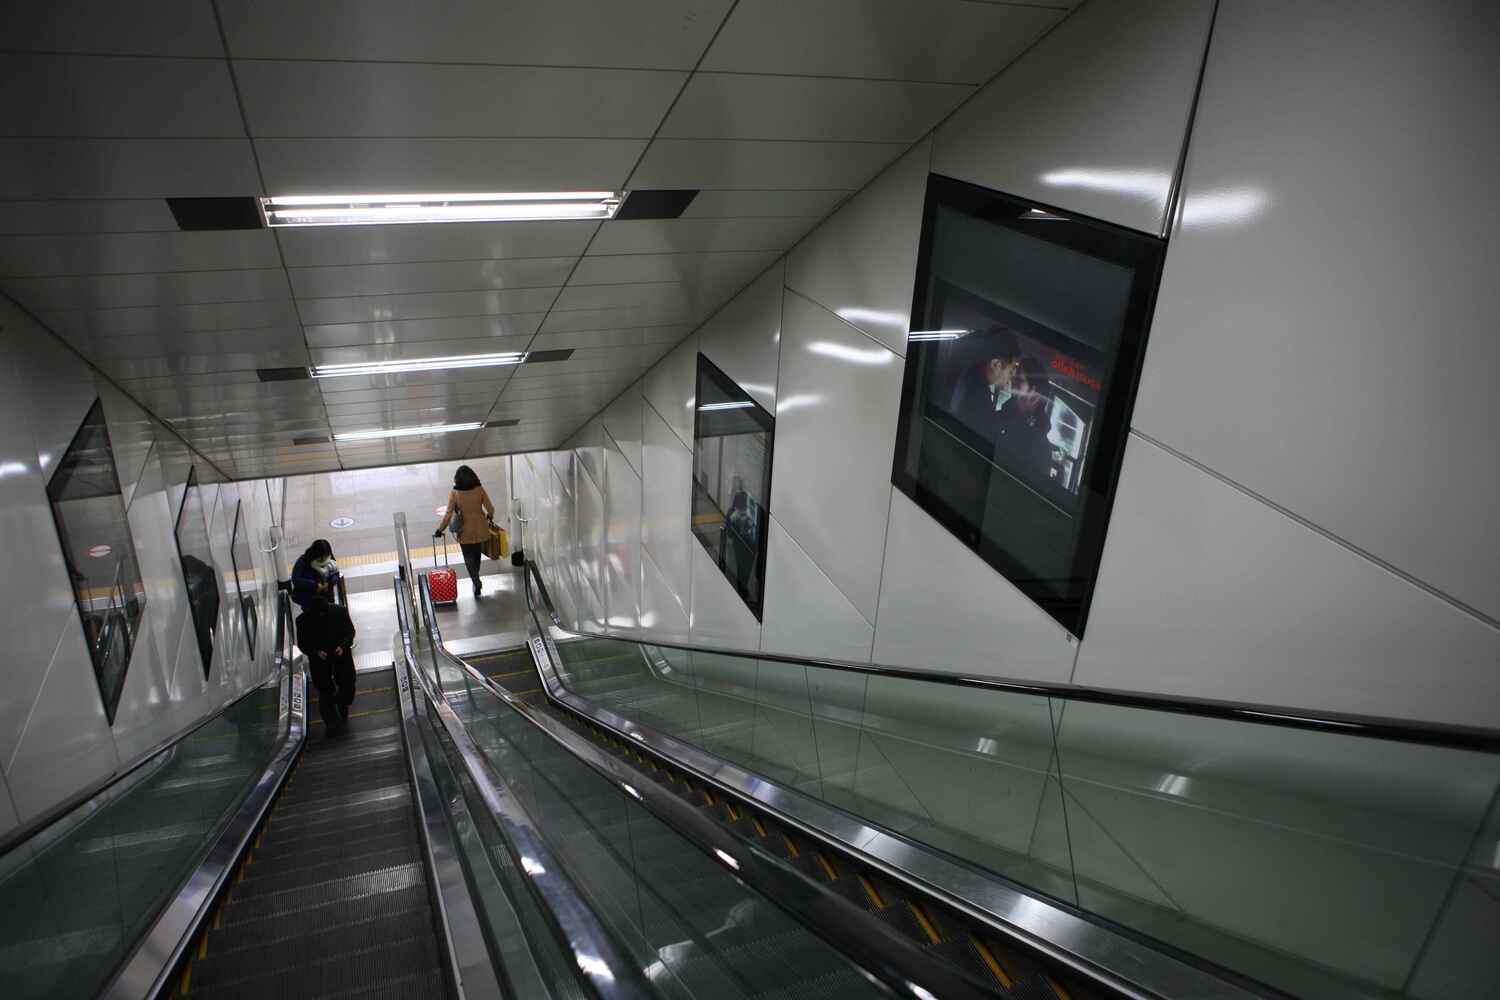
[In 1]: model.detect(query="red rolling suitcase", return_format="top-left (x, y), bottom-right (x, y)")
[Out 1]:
top-left (429, 535), bottom-right (459, 606)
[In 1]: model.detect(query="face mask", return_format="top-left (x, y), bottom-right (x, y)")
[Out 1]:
top-left (312, 557), bottom-right (336, 574)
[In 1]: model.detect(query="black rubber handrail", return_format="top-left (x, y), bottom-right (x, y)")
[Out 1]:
top-left (523, 561), bottom-right (1500, 753)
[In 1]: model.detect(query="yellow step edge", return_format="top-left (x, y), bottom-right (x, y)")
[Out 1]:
top-left (782, 832), bottom-right (800, 858)
top-left (907, 900), bottom-right (942, 945)
top-left (815, 852), bottom-right (838, 882)
top-left (970, 935), bottom-right (1014, 990)
top-left (751, 817), bottom-right (768, 838)
top-left (859, 874), bottom-right (887, 910)
top-left (1047, 976), bottom-right (1074, 1000)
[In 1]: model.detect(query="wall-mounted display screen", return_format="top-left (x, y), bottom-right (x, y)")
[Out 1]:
top-left (176, 466), bottom-right (221, 679)
top-left (690, 354), bottom-right (774, 620)
top-left (46, 399), bottom-right (148, 722)
top-left (892, 176), bottom-right (1166, 636)
top-left (230, 499), bottom-right (257, 661)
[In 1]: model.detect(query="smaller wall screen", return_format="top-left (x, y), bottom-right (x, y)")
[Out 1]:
top-left (892, 176), bottom-right (1166, 637)
top-left (176, 466), bottom-right (221, 679)
top-left (690, 354), bottom-right (774, 620)
top-left (46, 399), bottom-right (148, 722)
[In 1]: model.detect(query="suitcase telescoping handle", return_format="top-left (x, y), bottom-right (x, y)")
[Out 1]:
top-left (435, 533), bottom-right (450, 569)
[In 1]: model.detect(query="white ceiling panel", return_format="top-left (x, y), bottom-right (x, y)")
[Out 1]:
top-left (85, 327), bottom-right (307, 359)
top-left (289, 257), bottom-right (576, 299)
top-left (40, 298), bottom-right (298, 338)
top-left (499, 379), bottom-right (630, 403)
top-left (311, 335), bottom-right (534, 366)
top-left (530, 325), bottom-right (688, 351)
top-left (466, 427), bottom-right (560, 455)
top-left (237, 62), bottom-right (684, 138)
top-left (1, 2), bottom-right (224, 57)
top-left (541, 304), bottom-right (694, 335)
top-left (327, 404), bottom-right (490, 430)
top-left (0, 199), bottom-right (180, 235)
top-left (551, 281), bottom-right (703, 314)
top-left (628, 139), bottom-right (905, 190)
top-left (316, 368), bottom-right (514, 394)
top-left (321, 383), bottom-right (506, 407)
top-left (702, 0), bottom-right (1065, 84)
top-left (680, 189), bottom-right (848, 219)
top-left (0, 139), bottom-right (260, 199)
top-left (304, 314), bottom-right (544, 349)
top-left (660, 73), bottom-right (972, 142)
top-left (277, 221), bottom-right (597, 268)
top-left (296, 286), bottom-right (561, 326)
top-left (255, 138), bottom-right (644, 196)
top-left (3, 269), bottom-right (291, 311)
top-left (586, 217), bottom-right (814, 256)
top-left (568, 249), bottom-right (777, 288)
top-left (99, 349), bottom-right (309, 380)
top-left (0, 231), bottom-right (280, 277)
top-left (0, 55), bottom-right (242, 138)
top-left (217, 0), bottom-right (733, 69)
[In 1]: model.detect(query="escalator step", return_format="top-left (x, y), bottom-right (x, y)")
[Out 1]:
top-left (218, 863), bottom-right (426, 927)
top-left (247, 829), bottom-right (417, 875)
top-left (233, 845), bottom-right (420, 900)
top-left (208, 885), bottom-right (431, 950)
top-left (269, 786), bottom-right (412, 831)
top-left (282, 762), bottom-right (409, 798)
top-left (256, 803), bottom-right (414, 854)
top-left (185, 934), bottom-right (440, 1000)
top-left (194, 908), bottom-right (437, 989)
top-left (318, 968), bottom-right (448, 1000)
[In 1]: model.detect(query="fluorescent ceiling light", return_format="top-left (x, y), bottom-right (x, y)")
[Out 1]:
top-left (713, 848), bottom-right (740, 871)
top-left (312, 352), bottom-right (527, 379)
top-left (907, 329), bottom-right (969, 342)
top-left (697, 400), bottom-right (755, 411)
top-left (262, 191), bottom-right (621, 227)
top-left (334, 422), bottom-right (481, 442)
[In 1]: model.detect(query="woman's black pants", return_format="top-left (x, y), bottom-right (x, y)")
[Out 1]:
top-left (459, 542), bottom-right (483, 589)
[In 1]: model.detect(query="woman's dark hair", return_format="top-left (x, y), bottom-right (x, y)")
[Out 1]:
top-left (454, 465), bottom-right (481, 491)
top-left (303, 539), bottom-right (333, 562)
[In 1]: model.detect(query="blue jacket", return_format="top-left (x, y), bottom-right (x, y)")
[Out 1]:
top-left (290, 554), bottom-right (338, 609)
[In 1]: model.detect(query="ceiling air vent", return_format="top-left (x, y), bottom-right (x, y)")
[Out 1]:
top-left (523, 348), bottom-right (574, 364)
top-left (292, 434), bottom-right (330, 446)
top-left (614, 189), bottom-right (698, 220)
top-left (166, 197), bottom-right (265, 231)
top-left (484, 419), bottom-right (520, 429)
top-left (257, 367), bottom-right (311, 382)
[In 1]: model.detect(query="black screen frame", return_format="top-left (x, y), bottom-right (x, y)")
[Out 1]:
top-left (891, 175), bottom-right (1167, 637)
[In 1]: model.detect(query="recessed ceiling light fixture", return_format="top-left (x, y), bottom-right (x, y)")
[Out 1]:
top-left (311, 351), bottom-right (528, 379)
top-left (697, 400), bottom-right (755, 412)
top-left (334, 422), bottom-right (482, 442)
top-left (261, 191), bottom-right (622, 227)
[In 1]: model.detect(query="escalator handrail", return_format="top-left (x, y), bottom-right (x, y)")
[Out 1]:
top-left (519, 568), bottom-right (1275, 1000)
top-left (522, 560), bottom-right (1500, 753)
top-left (99, 590), bottom-right (306, 1000)
top-left (0, 591), bottom-right (299, 860)
top-left (394, 576), bottom-right (654, 1000)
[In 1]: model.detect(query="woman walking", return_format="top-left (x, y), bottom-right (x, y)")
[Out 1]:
top-left (434, 465), bottom-right (496, 598)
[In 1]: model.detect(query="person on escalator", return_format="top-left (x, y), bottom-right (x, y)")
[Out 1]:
top-left (290, 539), bottom-right (341, 610)
top-left (296, 596), bottom-right (357, 736)
top-left (434, 464), bottom-right (496, 598)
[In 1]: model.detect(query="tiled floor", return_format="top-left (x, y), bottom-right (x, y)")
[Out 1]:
top-left (343, 565), bottom-right (531, 671)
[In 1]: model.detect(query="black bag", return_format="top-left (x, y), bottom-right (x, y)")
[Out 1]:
top-left (448, 495), bottom-right (464, 538)
top-left (510, 548), bottom-right (525, 568)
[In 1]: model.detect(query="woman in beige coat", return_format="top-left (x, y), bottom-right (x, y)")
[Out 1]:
top-left (434, 464), bottom-right (496, 597)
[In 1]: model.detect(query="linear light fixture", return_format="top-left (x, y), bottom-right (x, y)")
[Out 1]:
top-left (906, 329), bottom-right (970, 342)
top-left (334, 422), bottom-right (482, 442)
top-left (311, 351), bottom-right (528, 379)
top-left (697, 400), bottom-right (755, 412)
top-left (261, 191), bottom-right (622, 227)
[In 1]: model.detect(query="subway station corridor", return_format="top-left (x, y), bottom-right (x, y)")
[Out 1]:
top-left (0, 2), bottom-right (1497, 999)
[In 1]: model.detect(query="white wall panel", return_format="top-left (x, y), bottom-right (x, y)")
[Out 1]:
top-left (0, 55), bottom-right (241, 138)
top-left (761, 518), bottom-right (874, 662)
top-left (1131, 0), bottom-right (1500, 621)
top-left (771, 292), bottom-right (902, 623)
top-left (604, 444), bottom-right (642, 631)
top-left (640, 401), bottom-right (695, 614)
top-left (641, 335), bottom-right (699, 448)
top-left (874, 490), bottom-right (1077, 682)
top-left (932, 0), bottom-right (1212, 236)
top-left (1076, 436), bottom-right (1500, 728)
top-left (575, 458), bottom-right (607, 628)
top-left (786, 138), bottom-right (930, 355)
top-left (702, 0), bottom-right (1064, 84)
top-left (6, 618), bottom-right (120, 821)
top-left (601, 384), bottom-right (644, 478)
top-left (0, 773), bottom-right (17, 839)
top-left (10, 303), bottom-right (98, 482)
top-left (238, 62), bottom-right (683, 138)
top-left (661, 74), bottom-right (972, 143)
top-left (100, 383), bottom-right (156, 507)
top-left (688, 542), bottom-right (761, 649)
top-left (640, 547), bottom-right (692, 642)
top-left (697, 259), bottom-right (783, 411)
top-left (257, 139), bottom-right (644, 198)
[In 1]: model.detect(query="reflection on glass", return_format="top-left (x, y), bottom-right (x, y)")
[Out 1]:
top-left (690, 354), bottom-right (774, 619)
top-left (45, 399), bottom-right (147, 722)
top-left (175, 467), bottom-right (222, 679)
top-left (230, 500), bottom-right (258, 660)
top-left (892, 178), bottom-right (1166, 636)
